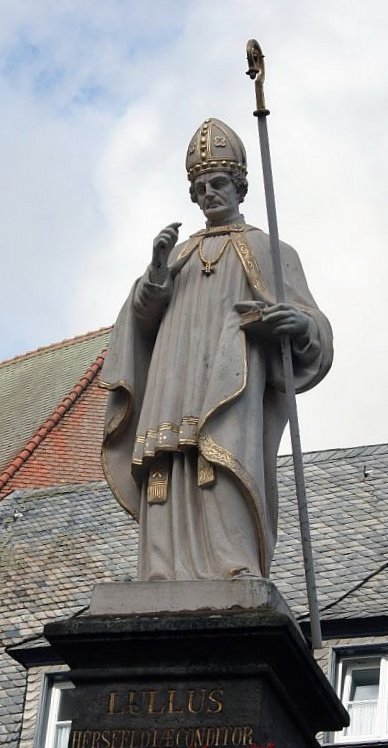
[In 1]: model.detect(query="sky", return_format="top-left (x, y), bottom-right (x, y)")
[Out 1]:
top-left (1, 0), bottom-right (387, 454)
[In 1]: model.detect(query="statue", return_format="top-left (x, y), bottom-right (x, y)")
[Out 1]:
top-left (100, 118), bottom-right (333, 582)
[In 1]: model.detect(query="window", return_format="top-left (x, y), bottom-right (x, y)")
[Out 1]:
top-left (40, 679), bottom-right (76, 748)
top-left (334, 653), bottom-right (388, 742)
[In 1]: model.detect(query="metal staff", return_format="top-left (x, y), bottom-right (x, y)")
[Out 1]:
top-left (246, 39), bottom-right (322, 650)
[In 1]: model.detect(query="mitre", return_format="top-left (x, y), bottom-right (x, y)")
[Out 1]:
top-left (186, 118), bottom-right (247, 182)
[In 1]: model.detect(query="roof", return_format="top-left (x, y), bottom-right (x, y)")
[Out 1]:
top-left (1, 442), bottom-right (388, 742)
top-left (0, 442), bottom-right (386, 628)
top-left (0, 355), bottom-right (107, 496)
top-left (0, 328), bottom-right (111, 474)
top-left (273, 442), bottom-right (388, 619)
top-left (0, 481), bottom-right (136, 746)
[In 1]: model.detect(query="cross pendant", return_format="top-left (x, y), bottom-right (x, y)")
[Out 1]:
top-left (202, 263), bottom-right (214, 275)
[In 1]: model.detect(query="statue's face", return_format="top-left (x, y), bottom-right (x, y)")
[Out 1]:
top-left (192, 171), bottom-right (240, 223)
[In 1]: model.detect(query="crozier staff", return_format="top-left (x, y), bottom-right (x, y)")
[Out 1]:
top-left (100, 118), bottom-right (333, 582)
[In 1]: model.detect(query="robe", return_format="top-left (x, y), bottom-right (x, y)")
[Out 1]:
top-left (100, 223), bottom-right (333, 580)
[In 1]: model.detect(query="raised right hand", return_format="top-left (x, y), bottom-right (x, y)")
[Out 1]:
top-left (152, 222), bottom-right (182, 270)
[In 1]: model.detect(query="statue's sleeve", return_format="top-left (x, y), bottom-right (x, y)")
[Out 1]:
top-left (133, 266), bottom-right (173, 334)
top-left (290, 315), bottom-right (321, 368)
top-left (100, 282), bottom-right (157, 518)
top-left (267, 241), bottom-right (333, 393)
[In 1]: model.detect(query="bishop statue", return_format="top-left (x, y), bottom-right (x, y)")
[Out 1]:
top-left (100, 118), bottom-right (333, 581)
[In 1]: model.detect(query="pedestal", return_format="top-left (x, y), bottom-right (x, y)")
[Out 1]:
top-left (44, 580), bottom-right (348, 748)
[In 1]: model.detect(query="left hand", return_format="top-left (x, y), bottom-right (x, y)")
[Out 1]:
top-left (261, 303), bottom-right (310, 341)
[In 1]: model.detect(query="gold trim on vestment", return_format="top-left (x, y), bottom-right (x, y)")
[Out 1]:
top-left (198, 434), bottom-right (237, 470)
top-left (197, 433), bottom-right (267, 575)
top-left (198, 453), bottom-right (216, 487)
top-left (133, 416), bottom-right (200, 466)
top-left (99, 379), bottom-right (134, 440)
top-left (100, 377), bottom-right (141, 519)
top-left (192, 224), bottom-right (245, 237)
top-left (101, 448), bottom-right (139, 521)
top-left (158, 422), bottom-right (180, 432)
top-left (99, 379), bottom-right (126, 390)
top-left (231, 236), bottom-right (275, 303)
top-left (176, 237), bottom-right (201, 261)
top-left (179, 416), bottom-right (200, 446)
top-left (198, 323), bottom-right (248, 432)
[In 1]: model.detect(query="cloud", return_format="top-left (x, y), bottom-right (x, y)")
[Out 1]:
top-left (1, 0), bottom-right (387, 452)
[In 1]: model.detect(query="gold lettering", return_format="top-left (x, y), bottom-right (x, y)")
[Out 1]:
top-left (144, 690), bottom-right (165, 715)
top-left (128, 691), bottom-right (141, 715)
top-left (82, 732), bottom-right (93, 748)
top-left (193, 728), bottom-right (205, 747)
top-left (207, 689), bottom-right (224, 714)
top-left (108, 693), bottom-right (124, 715)
top-left (91, 733), bottom-right (101, 748)
top-left (140, 730), bottom-right (151, 747)
top-left (167, 689), bottom-right (184, 714)
top-left (242, 727), bottom-right (253, 746)
top-left (111, 730), bottom-right (125, 748)
top-left (188, 689), bottom-right (206, 714)
top-left (70, 723), bottom-right (258, 748)
top-left (205, 728), bottom-right (216, 746)
top-left (161, 729), bottom-right (174, 747)
top-left (71, 732), bottom-right (83, 748)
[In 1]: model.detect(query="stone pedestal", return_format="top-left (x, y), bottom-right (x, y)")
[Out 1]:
top-left (44, 581), bottom-right (348, 748)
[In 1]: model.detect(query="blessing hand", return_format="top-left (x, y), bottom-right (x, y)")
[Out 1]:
top-left (152, 222), bottom-right (182, 265)
top-left (150, 222), bottom-right (182, 285)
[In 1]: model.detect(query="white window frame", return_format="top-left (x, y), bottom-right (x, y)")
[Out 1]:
top-left (43, 678), bottom-right (74, 748)
top-left (334, 652), bottom-right (388, 743)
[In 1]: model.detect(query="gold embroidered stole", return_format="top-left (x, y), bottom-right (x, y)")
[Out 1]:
top-left (145, 225), bottom-right (274, 499)
top-left (174, 225), bottom-right (275, 304)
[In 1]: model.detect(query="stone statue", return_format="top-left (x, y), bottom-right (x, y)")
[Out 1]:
top-left (100, 118), bottom-right (333, 582)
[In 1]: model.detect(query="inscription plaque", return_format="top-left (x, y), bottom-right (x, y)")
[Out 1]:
top-left (42, 599), bottom-right (348, 748)
top-left (68, 676), bottom-right (304, 748)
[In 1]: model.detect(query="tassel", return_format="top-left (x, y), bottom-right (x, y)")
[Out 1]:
top-left (147, 457), bottom-right (169, 504)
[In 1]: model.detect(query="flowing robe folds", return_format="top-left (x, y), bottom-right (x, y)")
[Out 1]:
top-left (101, 224), bottom-right (333, 580)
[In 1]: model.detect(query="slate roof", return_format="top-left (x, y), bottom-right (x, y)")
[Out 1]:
top-left (1, 443), bottom-right (388, 744)
top-left (0, 482), bottom-right (137, 746)
top-left (0, 328), bottom-right (111, 475)
top-left (273, 442), bottom-right (388, 619)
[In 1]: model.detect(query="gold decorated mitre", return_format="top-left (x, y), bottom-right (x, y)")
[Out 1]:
top-left (186, 118), bottom-right (247, 182)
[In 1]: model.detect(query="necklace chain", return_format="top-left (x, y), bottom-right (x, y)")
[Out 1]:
top-left (198, 237), bottom-right (230, 276)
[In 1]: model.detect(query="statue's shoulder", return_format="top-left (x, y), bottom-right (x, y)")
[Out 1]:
top-left (245, 225), bottom-right (300, 263)
top-left (243, 225), bottom-right (269, 255)
top-left (244, 225), bottom-right (268, 239)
